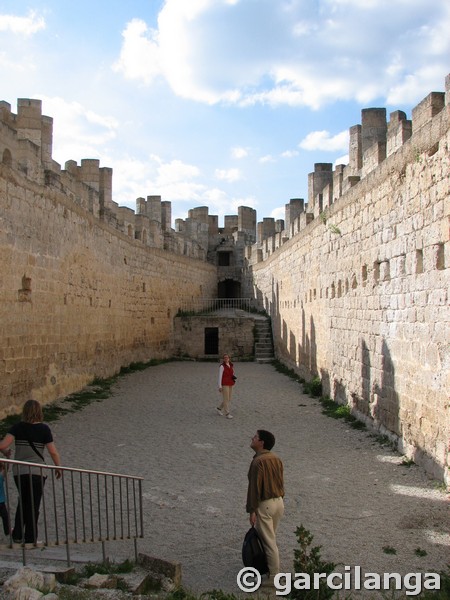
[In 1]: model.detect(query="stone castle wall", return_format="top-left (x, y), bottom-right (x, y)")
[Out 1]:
top-left (173, 316), bottom-right (255, 360)
top-left (0, 136), bottom-right (217, 418)
top-left (244, 77), bottom-right (449, 479)
top-left (1, 77), bottom-right (448, 481)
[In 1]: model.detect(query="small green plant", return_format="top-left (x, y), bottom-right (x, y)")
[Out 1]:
top-left (318, 397), bottom-right (366, 430)
top-left (246, 306), bottom-right (269, 316)
top-left (57, 589), bottom-right (95, 600)
top-left (382, 545), bottom-right (397, 555)
top-left (369, 433), bottom-right (397, 451)
top-left (328, 224), bottom-right (341, 235)
top-left (413, 147), bottom-right (423, 163)
top-left (271, 360), bottom-right (304, 383)
top-left (433, 481), bottom-right (448, 493)
top-left (55, 560), bottom-right (136, 598)
top-left (414, 547), bottom-right (427, 557)
top-left (166, 588), bottom-right (199, 600)
top-left (120, 358), bottom-right (175, 374)
top-left (0, 359), bottom-right (180, 437)
top-left (319, 209), bottom-right (341, 234)
top-left (349, 419), bottom-right (367, 430)
top-left (290, 525), bottom-right (336, 600)
top-left (0, 414), bottom-right (21, 438)
top-left (303, 377), bottom-right (322, 397)
top-left (176, 309), bottom-right (198, 317)
top-left (400, 457), bottom-right (415, 468)
top-left (201, 590), bottom-right (240, 600)
top-left (334, 405), bottom-right (351, 418)
top-left (416, 567), bottom-right (450, 599)
top-left (80, 558), bottom-right (135, 577)
top-left (80, 559), bottom-right (135, 592)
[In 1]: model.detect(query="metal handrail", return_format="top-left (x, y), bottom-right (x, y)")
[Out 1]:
top-left (0, 458), bottom-right (144, 567)
top-left (178, 297), bottom-right (256, 314)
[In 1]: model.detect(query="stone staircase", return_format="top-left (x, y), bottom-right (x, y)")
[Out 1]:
top-left (254, 318), bottom-right (275, 363)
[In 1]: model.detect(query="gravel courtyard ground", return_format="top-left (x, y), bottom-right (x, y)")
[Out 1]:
top-left (0, 361), bottom-right (448, 597)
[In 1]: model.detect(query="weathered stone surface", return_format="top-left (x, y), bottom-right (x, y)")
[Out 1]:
top-left (246, 103), bottom-right (449, 480)
top-left (13, 588), bottom-right (44, 600)
top-left (3, 567), bottom-right (45, 593)
top-left (85, 573), bottom-right (118, 589)
top-left (138, 552), bottom-right (182, 587)
top-left (173, 315), bottom-right (255, 359)
top-left (0, 74), bottom-right (448, 485)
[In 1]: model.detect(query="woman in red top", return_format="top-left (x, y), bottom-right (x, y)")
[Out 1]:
top-left (217, 353), bottom-right (236, 419)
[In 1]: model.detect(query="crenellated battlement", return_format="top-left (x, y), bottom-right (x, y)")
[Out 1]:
top-left (0, 98), bottom-right (257, 262)
top-left (250, 74), bottom-right (449, 263)
top-left (0, 75), bottom-right (448, 481)
top-left (2, 76), bottom-right (447, 269)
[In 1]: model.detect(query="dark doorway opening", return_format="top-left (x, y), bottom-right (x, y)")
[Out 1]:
top-left (205, 327), bottom-right (219, 355)
top-left (218, 251), bottom-right (231, 266)
top-left (218, 279), bottom-right (241, 299)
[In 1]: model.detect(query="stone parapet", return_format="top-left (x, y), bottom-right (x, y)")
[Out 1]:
top-left (245, 81), bottom-right (449, 481)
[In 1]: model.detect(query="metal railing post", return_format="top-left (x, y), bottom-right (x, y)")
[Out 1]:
top-left (0, 459), bottom-right (144, 567)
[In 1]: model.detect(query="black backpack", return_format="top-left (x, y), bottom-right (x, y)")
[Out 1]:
top-left (242, 526), bottom-right (269, 574)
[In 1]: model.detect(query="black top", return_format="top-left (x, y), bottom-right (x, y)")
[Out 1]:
top-left (9, 421), bottom-right (53, 475)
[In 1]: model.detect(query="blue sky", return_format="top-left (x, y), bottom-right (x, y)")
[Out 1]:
top-left (1, 1), bottom-right (448, 226)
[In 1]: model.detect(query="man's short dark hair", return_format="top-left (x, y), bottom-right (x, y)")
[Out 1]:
top-left (257, 430), bottom-right (275, 450)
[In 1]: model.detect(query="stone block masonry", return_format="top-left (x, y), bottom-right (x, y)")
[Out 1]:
top-left (173, 315), bottom-right (255, 360)
top-left (0, 75), bottom-right (448, 485)
top-left (245, 75), bottom-right (449, 482)
top-left (0, 162), bottom-right (217, 416)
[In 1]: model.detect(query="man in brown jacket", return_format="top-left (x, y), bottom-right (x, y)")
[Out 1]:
top-left (246, 430), bottom-right (284, 583)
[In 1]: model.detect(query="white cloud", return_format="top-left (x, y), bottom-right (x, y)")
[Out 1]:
top-left (386, 65), bottom-right (448, 105)
top-left (31, 94), bottom-right (243, 216)
top-left (231, 146), bottom-right (249, 159)
top-left (113, 0), bottom-right (449, 109)
top-left (0, 10), bottom-right (45, 35)
top-left (38, 96), bottom-right (118, 164)
top-left (299, 130), bottom-right (349, 152)
top-left (110, 154), bottom-right (207, 209)
top-left (229, 196), bottom-right (257, 213)
top-left (270, 206), bottom-right (285, 221)
top-left (0, 51), bottom-right (29, 70)
top-left (156, 158), bottom-right (201, 185)
top-left (334, 154), bottom-right (349, 167)
top-left (112, 19), bottom-right (162, 84)
top-left (203, 188), bottom-right (228, 203)
top-left (281, 150), bottom-right (299, 158)
top-left (215, 168), bottom-right (242, 182)
top-left (259, 155), bottom-right (275, 163)
top-left (31, 97), bottom-right (208, 209)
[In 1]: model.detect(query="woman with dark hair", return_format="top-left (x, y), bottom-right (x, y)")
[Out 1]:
top-left (0, 399), bottom-right (62, 544)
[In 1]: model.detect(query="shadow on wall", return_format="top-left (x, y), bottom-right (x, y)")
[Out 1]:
top-left (360, 338), bottom-right (372, 416)
top-left (261, 276), bottom-right (322, 380)
top-left (373, 338), bottom-right (401, 436)
top-left (252, 280), bottom-right (445, 479)
top-left (322, 337), bottom-right (400, 437)
top-left (260, 276), bottom-right (401, 439)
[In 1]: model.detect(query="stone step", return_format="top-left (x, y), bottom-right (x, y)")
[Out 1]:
top-left (254, 319), bottom-right (274, 362)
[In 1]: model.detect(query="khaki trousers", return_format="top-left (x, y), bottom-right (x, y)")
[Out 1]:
top-left (218, 385), bottom-right (233, 415)
top-left (255, 496), bottom-right (284, 578)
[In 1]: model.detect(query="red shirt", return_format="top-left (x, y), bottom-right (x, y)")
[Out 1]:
top-left (219, 362), bottom-right (235, 386)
